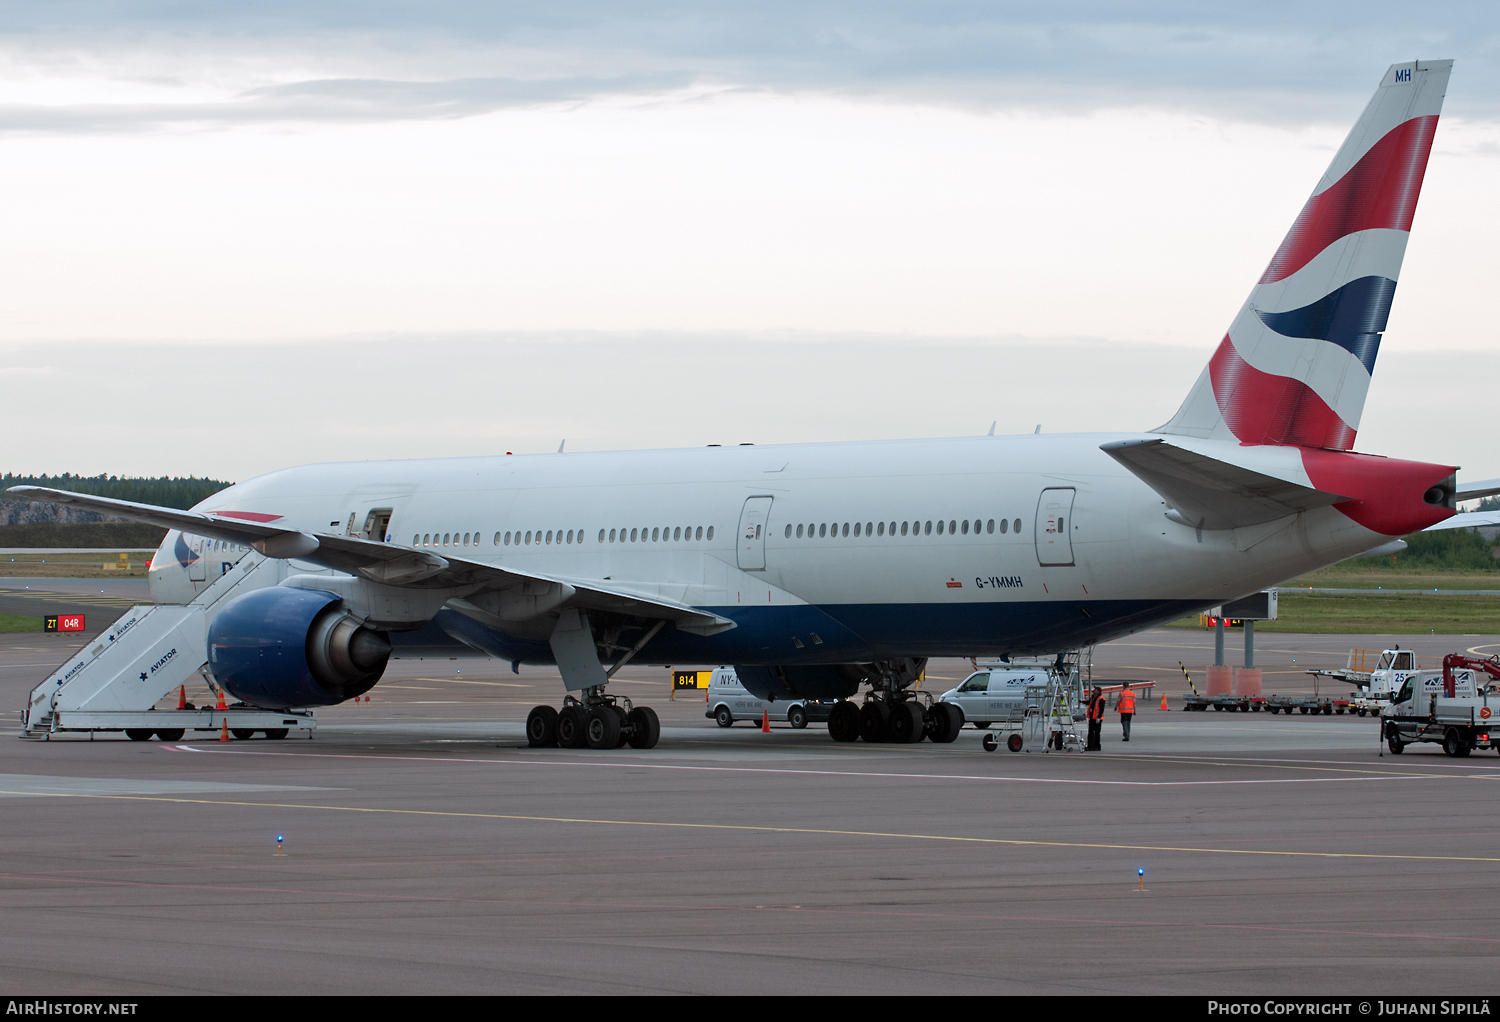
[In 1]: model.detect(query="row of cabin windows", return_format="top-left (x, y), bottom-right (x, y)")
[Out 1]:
top-left (491, 525), bottom-right (719, 547)
top-left (415, 532), bottom-right (484, 548)
top-left (784, 518), bottom-right (1024, 539)
top-left (411, 518), bottom-right (1028, 550)
top-left (603, 526), bottom-right (713, 544)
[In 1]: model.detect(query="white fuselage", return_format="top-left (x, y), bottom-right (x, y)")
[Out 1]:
top-left (150, 432), bottom-right (1390, 663)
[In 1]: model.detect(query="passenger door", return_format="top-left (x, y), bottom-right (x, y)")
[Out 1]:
top-left (187, 536), bottom-right (206, 581)
top-left (736, 496), bottom-right (774, 571)
top-left (1035, 488), bottom-right (1076, 567)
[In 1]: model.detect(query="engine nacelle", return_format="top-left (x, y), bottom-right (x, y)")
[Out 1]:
top-left (208, 586), bottom-right (391, 709)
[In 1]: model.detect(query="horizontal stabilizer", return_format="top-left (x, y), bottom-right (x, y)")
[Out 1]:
top-left (1456, 478), bottom-right (1500, 503)
top-left (1101, 439), bottom-right (1350, 531)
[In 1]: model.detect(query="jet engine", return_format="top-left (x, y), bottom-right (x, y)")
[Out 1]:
top-left (208, 586), bottom-right (391, 709)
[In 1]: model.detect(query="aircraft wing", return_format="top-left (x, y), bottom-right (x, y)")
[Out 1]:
top-left (1100, 439), bottom-right (1351, 531)
top-left (3, 486), bottom-right (734, 635)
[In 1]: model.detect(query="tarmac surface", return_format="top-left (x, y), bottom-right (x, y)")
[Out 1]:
top-left (2, 621), bottom-right (1499, 995)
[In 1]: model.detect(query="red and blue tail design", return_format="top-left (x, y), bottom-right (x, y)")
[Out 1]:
top-left (1158, 60), bottom-right (1451, 450)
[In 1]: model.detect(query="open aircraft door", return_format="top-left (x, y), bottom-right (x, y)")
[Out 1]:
top-left (736, 496), bottom-right (773, 571)
top-left (187, 535), bottom-right (207, 581)
top-left (1035, 488), bottom-right (1075, 567)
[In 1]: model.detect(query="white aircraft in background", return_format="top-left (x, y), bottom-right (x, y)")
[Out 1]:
top-left (11, 60), bottom-right (1485, 751)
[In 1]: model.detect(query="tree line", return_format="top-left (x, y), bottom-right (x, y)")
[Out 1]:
top-left (1, 473), bottom-right (231, 510)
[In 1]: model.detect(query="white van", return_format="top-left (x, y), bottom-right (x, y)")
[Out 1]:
top-left (939, 665), bottom-right (1051, 728)
top-left (705, 668), bottom-right (831, 729)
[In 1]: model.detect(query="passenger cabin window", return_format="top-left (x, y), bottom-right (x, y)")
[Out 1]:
top-left (1014, 519), bottom-right (1022, 533)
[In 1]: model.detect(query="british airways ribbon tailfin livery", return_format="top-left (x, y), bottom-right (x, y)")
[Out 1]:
top-left (10, 61), bottom-right (1473, 749)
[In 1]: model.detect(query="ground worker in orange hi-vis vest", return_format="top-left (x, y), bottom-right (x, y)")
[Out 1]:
top-left (1117, 685), bottom-right (1136, 742)
top-left (1086, 687), bottom-right (1105, 751)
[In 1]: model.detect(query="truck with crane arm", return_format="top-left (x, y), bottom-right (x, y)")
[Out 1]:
top-left (1381, 654), bottom-right (1500, 757)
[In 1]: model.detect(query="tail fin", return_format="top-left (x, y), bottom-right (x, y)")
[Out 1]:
top-left (1157, 60), bottom-right (1451, 450)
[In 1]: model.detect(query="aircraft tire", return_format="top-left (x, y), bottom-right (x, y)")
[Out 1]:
top-left (858, 700), bottom-right (890, 743)
top-left (557, 706), bottom-right (586, 749)
top-left (827, 701), bottom-right (860, 742)
top-left (626, 706), bottom-right (660, 749)
top-left (526, 705), bottom-right (559, 747)
top-left (584, 706), bottom-right (621, 750)
top-left (612, 705), bottom-right (630, 747)
top-left (889, 701), bottom-right (925, 743)
top-left (928, 703), bottom-right (962, 743)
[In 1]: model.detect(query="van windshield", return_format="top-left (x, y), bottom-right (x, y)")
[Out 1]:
top-left (958, 673), bottom-right (990, 692)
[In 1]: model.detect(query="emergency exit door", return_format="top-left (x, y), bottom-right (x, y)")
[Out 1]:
top-left (736, 496), bottom-right (774, 571)
top-left (1035, 488), bottom-right (1076, 567)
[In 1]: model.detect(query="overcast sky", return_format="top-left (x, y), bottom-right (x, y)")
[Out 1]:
top-left (0, 3), bottom-right (1495, 480)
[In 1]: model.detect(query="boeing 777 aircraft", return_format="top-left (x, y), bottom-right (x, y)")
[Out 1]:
top-left (12, 60), bottom-right (1488, 751)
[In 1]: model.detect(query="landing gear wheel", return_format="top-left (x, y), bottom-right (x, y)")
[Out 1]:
top-left (787, 704), bottom-right (808, 730)
top-left (1007, 733), bottom-right (1024, 752)
top-left (125, 729), bottom-right (154, 741)
top-left (612, 705), bottom-right (630, 748)
top-left (827, 701), bottom-right (861, 742)
top-left (715, 707), bottom-right (734, 728)
top-left (231, 728), bottom-right (255, 740)
top-left (557, 705), bottom-right (585, 749)
top-left (264, 728), bottom-right (289, 740)
top-left (154, 729), bottom-right (185, 742)
top-left (584, 706), bottom-right (621, 750)
top-left (626, 706), bottom-right (660, 749)
top-left (927, 703), bottom-right (962, 744)
top-left (982, 732), bottom-right (999, 752)
top-left (526, 705), bottom-right (559, 747)
top-left (858, 700), bottom-right (891, 743)
top-left (888, 702), bottom-right (925, 743)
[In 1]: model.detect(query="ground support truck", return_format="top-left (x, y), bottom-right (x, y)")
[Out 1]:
top-left (1381, 654), bottom-right (1500, 757)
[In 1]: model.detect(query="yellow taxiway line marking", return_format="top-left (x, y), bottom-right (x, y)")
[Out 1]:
top-left (6, 789), bottom-right (1500, 864)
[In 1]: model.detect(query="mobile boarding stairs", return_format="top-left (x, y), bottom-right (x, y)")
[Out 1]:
top-left (20, 553), bottom-right (316, 740)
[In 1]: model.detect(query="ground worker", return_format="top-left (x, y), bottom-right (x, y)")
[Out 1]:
top-left (1086, 686), bottom-right (1105, 751)
top-left (1118, 684), bottom-right (1136, 742)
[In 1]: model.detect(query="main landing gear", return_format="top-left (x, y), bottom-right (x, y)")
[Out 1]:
top-left (826, 694), bottom-right (961, 745)
top-left (526, 689), bottom-right (660, 750)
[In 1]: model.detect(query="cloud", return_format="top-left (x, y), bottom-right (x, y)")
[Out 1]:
top-left (0, 2), bottom-right (1495, 132)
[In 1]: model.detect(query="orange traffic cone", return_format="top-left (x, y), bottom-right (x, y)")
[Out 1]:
top-left (215, 687), bottom-right (226, 711)
top-left (218, 719), bottom-right (230, 742)
top-left (175, 685), bottom-right (187, 710)
top-left (761, 711), bottom-right (771, 733)
top-left (1159, 694), bottom-right (1170, 711)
